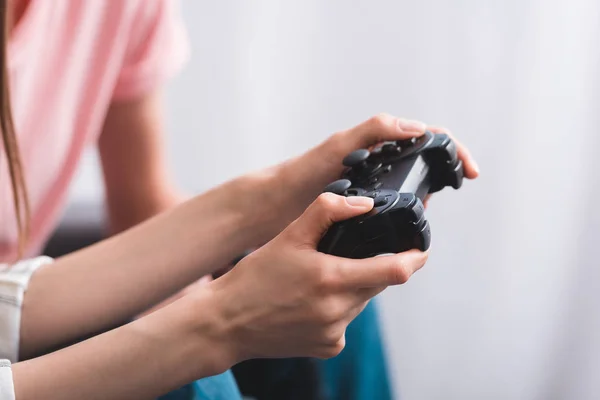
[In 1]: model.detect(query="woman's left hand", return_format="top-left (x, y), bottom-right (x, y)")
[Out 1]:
top-left (259, 113), bottom-right (479, 235)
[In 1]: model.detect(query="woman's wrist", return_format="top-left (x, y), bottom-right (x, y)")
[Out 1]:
top-left (166, 286), bottom-right (240, 377)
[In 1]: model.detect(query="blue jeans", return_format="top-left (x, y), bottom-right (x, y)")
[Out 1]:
top-left (319, 299), bottom-right (393, 400)
top-left (158, 370), bottom-right (242, 400)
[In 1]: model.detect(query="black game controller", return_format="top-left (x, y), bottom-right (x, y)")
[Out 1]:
top-left (317, 131), bottom-right (463, 259)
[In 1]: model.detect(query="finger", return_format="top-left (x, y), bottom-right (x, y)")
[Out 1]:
top-left (335, 249), bottom-right (428, 289)
top-left (423, 194), bottom-right (432, 208)
top-left (427, 126), bottom-right (479, 179)
top-left (287, 193), bottom-right (374, 246)
top-left (339, 113), bottom-right (427, 150)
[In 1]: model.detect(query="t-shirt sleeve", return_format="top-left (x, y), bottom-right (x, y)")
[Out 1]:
top-left (112, 0), bottom-right (191, 101)
top-left (0, 257), bottom-right (53, 363)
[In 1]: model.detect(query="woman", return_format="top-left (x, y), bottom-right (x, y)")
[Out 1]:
top-left (0, 0), bottom-right (479, 399)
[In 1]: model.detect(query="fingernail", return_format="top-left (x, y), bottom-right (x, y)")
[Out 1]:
top-left (345, 196), bottom-right (374, 208)
top-left (398, 118), bottom-right (426, 132)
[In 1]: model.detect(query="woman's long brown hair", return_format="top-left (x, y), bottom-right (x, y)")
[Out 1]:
top-left (0, 0), bottom-right (30, 257)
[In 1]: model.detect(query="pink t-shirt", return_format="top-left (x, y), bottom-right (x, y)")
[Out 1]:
top-left (0, 0), bottom-right (190, 261)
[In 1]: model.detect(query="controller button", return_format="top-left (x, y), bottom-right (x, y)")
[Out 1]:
top-left (382, 165), bottom-right (392, 173)
top-left (398, 193), bottom-right (416, 206)
top-left (410, 199), bottom-right (426, 222)
top-left (323, 179), bottom-right (352, 195)
top-left (373, 196), bottom-right (389, 207)
top-left (343, 149), bottom-right (370, 167)
top-left (369, 177), bottom-right (378, 184)
top-left (397, 132), bottom-right (435, 159)
top-left (416, 221), bottom-right (432, 251)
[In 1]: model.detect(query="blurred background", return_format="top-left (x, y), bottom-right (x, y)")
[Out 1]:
top-left (62, 1), bottom-right (600, 399)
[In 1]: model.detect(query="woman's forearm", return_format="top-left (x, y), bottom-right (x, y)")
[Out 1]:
top-left (13, 290), bottom-right (234, 400)
top-left (19, 173), bottom-right (274, 359)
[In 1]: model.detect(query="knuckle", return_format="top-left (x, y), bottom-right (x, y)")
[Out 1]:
top-left (390, 251), bottom-right (429, 284)
top-left (392, 260), bottom-right (411, 284)
top-left (314, 260), bottom-right (343, 292)
top-left (317, 298), bottom-right (345, 325)
top-left (321, 340), bottom-right (345, 359)
top-left (333, 339), bottom-right (346, 354)
top-left (315, 268), bottom-right (339, 292)
top-left (368, 113), bottom-right (391, 130)
top-left (361, 113), bottom-right (396, 145)
top-left (412, 251), bottom-right (430, 272)
top-left (315, 192), bottom-right (339, 210)
top-left (322, 325), bottom-right (344, 346)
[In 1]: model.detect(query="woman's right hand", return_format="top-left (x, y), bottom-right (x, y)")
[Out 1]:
top-left (206, 192), bottom-right (428, 364)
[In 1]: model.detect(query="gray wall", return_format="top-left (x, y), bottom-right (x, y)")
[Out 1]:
top-left (68, 1), bottom-right (600, 399)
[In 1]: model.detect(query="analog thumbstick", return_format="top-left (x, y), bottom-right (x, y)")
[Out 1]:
top-left (323, 179), bottom-right (352, 195)
top-left (342, 149), bottom-right (370, 167)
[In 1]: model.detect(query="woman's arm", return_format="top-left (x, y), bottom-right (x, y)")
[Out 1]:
top-left (98, 91), bottom-right (185, 234)
top-left (14, 290), bottom-right (232, 400)
top-left (19, 171), bottom-right (274, 360)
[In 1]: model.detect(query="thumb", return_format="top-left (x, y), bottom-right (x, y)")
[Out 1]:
top-left (288, 193), bottom-right (373, 246)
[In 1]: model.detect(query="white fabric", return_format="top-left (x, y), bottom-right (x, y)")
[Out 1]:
top-left (0, 256), bottom-right (52, 362)
top-left (0, 256), bottom-right (51, 399)
top-left (0, 360), bottom-right (14, 400)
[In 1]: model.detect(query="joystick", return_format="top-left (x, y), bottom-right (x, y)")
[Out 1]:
top-left (343, 149), bottom-right (370, 167)
top-left (323, 179), bottom-right (352, 195)
top-left (317, 130), bottom-right (464, 259)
